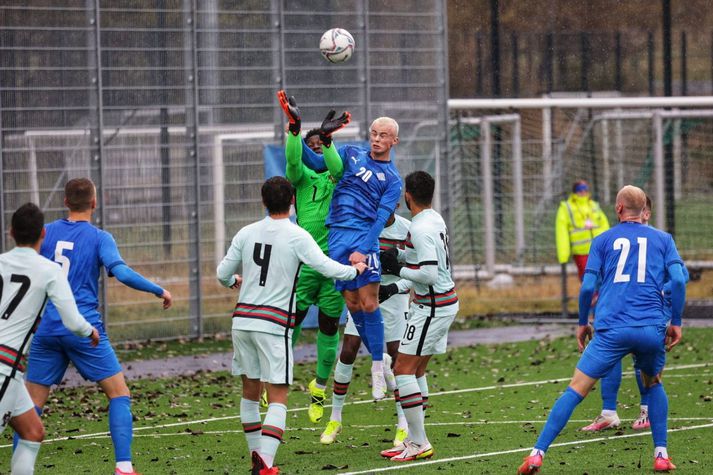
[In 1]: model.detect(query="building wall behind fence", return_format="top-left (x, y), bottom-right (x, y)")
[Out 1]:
top-left (0, 1), bottom-right (449, 341)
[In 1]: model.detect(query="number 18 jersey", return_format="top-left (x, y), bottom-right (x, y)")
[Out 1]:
top-left (585, 222), bottom-right (683, 330)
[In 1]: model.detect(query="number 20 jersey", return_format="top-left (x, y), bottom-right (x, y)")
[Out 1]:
top-left (585, 222), bottom-right (683, 330)
top-left (325, 145), bottom-right (402, 230)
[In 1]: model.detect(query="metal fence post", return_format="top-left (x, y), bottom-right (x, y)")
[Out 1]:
top-left (87, 0), bottom-right (108, 323)
top-left (183, 0), bottom-right (203, 339)
top-left (653, 111), bottom-right (666, 231)
top-left (480, 120), bottom-right (495, 276)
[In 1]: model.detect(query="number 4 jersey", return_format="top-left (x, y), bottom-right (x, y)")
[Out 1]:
top-left (585, 222), bottom-right (683, 330)
top-left (217, 216), bottom-right (359, 336)
top-left (0, 247), bottom-right (93, 379)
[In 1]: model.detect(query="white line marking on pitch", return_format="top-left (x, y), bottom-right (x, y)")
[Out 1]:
top-left (0, 361), bottom-right (709, 449)
top-left (338, 422), bottom-right (713, 475)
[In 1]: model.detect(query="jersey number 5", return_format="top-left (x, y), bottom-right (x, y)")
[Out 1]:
top-left (253, 243), bottom-right (272, 287)
top-left (613, 237), bottom-right (647, 283)
top-left (54, 241), bottom-right (74, 276)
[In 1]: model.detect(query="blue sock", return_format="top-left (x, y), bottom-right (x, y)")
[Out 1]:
top-left (647, 383), bottom-right (668, 448)
top-left (109, 396), bottom-right (133, 463)
top-left (362, 308), bottom-right (384, 361)
top-left (13, 405), bottom-right (42, 451)
top-left (534, 387), bottom-right (584, 452)
top-left (351, 311), bottom-right (370, 350)
top-left (600, 359), bottom-right (621, 411)
top-left (635, 368), bottom-right (649, 406)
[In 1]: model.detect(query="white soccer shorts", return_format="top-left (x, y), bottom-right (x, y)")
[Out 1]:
top-left (0, 375), bottom-right (35, 435)
top-left (231, 329), bottom-right (293, 385)
top-left (398, 304), bottom-right (457, 356)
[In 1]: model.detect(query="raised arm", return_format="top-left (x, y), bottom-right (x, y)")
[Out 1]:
top-left (320, 109), bottom-right (350, 179)
top-left (277, 90), bottom-right (306, 184)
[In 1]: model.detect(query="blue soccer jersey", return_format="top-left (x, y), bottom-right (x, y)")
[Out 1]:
top-left (585, 222), bottom-right (683, 330)
top-left (36, 219), bottom-right (125, 335)
top-left (325, 145), bottom-right (402, 231)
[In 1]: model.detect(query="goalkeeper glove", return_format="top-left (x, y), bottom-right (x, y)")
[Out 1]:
top-left (277, 90), bottom-right (301, 135)
top-left (380, 248), bottom-right (402, 276)
top-left (378, 283), bottom-right (399, 303)
top-left (320, 109), bottom-right (351, 146)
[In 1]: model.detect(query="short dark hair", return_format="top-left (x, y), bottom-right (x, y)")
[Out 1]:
top-left (645, 195), bottom-right (652, 211)
top-left (262, 176), bottom-right (294, 214)
top-left (405, 171), bottom-right (434, 206)
top-left (65, 178), bottom-right (95, 212)
top-left (11, 202), bottom-right (44, 245)
top-left (305, 128), bottom-right (321, 141)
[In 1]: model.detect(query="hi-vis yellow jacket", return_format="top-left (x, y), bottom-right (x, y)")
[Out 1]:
top-left (555, 194), bottom-right (610, 264)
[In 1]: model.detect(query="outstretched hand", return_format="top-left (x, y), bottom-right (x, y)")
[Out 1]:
top-left (277, 90), bottom-right (301, 134)
top-left (665, 325), bottom-right (682, 351)
top-left (160, 289), bottom-right (173, 310)
top-left (320, 109), bottom-right (351, 146)
top-left (88, 327), bottom-right (100, 347)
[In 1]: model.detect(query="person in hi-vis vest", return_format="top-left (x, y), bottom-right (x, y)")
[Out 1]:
top-left (556, 180), bottom-right (610, 280)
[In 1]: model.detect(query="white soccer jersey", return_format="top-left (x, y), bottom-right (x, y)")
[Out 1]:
top-left (396, 208), bottom-right (458, 317)
top-left (379, 214), bottom-right (411, 287)
top-left (217, 216), bottom-right (358, 336)
top-left (0, 247), bottom-right (93, 380)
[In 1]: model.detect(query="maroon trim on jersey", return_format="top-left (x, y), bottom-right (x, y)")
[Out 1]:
top-left (0, 344), bottom-right (26, 373)
top-left (414, 287), bottom-right (458, 307)
top-left (232, 303), bottom-right (294, 328)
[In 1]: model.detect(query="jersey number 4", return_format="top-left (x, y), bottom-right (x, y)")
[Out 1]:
top-left (613, 237), bottom-right (647, 283)
top-left (253, 243), bottom-right (272, 287)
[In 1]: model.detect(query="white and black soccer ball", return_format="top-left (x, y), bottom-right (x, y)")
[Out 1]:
top-left (319, 28), bottom-right (355, 63)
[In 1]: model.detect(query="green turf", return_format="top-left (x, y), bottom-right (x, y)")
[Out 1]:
top-left (2, 328), bottom-right (712, 474)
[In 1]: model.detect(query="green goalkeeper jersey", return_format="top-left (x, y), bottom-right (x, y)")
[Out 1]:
top-left (285, 132), bottom-right (336, 252)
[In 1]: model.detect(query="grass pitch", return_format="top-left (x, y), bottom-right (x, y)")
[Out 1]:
top-left (2, 327), bottom-right (712, 474)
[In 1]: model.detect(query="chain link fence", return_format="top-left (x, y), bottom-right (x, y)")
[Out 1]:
top-left (0, 0), bottom-right (449, 341)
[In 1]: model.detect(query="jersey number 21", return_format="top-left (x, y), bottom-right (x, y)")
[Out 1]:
top-left (613, 237), bottom-right (647, 283)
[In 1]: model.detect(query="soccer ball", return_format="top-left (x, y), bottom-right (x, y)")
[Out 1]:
top-left (319, 28), bottom-right (355, 63)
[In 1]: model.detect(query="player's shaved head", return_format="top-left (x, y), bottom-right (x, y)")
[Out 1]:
top-left (11, 202), bottom-right (44, 245)
top-left (262, 176), bottom-right (294, 215)
top-left (405, 171), bottom-right (435, 207)
top-left (616, 185), bottom-right (646, 217)
top-left (370, 117), bottom-right (399, 136)
top-left (65, 177), bottom-right (96, 212)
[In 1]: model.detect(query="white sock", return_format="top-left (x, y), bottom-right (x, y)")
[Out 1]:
top-left (655, 446), bottom-right (668, 459)
top-left (115, 461), bottom-right (133, 473)
top-left (371, 360), bottom-right (384, 372)
top-left (416, 375), bottom-right (429, 410)
top-left (260, 403), bottom-right (287, 468)
top-left (240, 398), bottom-right (262, 454)
top-left (640, 405), bottom-right (648, 413)
top-left (330, 361), bottom-right (353, 423)
top-left (601, 409), bottom-right (617, 418)
top-left (530, 448), bottom-right (545, 457)
top-left (395, 374), bottom-right (427, 445)
top-left (12, 439), bottom-right (41, 475)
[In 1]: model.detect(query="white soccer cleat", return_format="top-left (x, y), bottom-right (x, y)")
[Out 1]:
top-left (320, 420), bottom-right (342, 445)
top-left (389, 439), bottom-right (434, 462)
top-left (371, 370), bottom-right (387, 400)
top-left (580, 413), bottom-right (621, 432)
top-left (632, 410), bottom-right (650, 430)
top-left (382, 353), bottom-right (397, 392)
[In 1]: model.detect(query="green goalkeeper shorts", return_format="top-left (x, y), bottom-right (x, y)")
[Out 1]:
top-left (295, 264), bottom-right (345, 318)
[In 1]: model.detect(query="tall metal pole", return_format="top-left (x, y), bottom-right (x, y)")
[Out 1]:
top-left (662, 0), bottom-right (675, 236)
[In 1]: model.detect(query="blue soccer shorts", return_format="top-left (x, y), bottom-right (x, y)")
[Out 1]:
top-left (26, 331), bottom-right (123, 386)
top-left (577, 325), bottom-right (667, 380)
top-left (328, 227), bottom-right (381, 292)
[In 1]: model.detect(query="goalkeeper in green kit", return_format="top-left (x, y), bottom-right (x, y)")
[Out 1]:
top-left (277, 90), bottom-right (351, 423)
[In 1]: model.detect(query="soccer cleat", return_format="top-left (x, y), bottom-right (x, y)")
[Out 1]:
top-left (517, 454), bottom-right (543, 474)
top-left (383, 353), bottom-right (397, 392)
top-left (580, 413), bottom-right (620, 432)
top-left (308, 379), bottom-right (326, 423)
top-left (260, 389), bottom-right (268, 409)
top-left (114, 470), bottom-right (141, 475)
top-left (653, 456), bottom-right (676, 472)
top-left (381, 441), bottom-right (407, 458)
top-left (632, 410), bottom-right (650, 430)
top-left (320, 420), bottom-right (342, 445)
top-left (389, 440), bottom-right (434, 462)
top-left (372, 370), bottom-right (387, 400)
top-left (251, 451), bottom-right (266, 475)
top-left (259, 467), bottom-right (280, 475)
top-left (393, 427), bottom-right (408, 446)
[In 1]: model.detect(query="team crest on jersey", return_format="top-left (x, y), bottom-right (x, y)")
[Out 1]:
top-left (2, 411), bottom-right (11, 428)
top-left (376, 172), bottom-right (386, 181)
